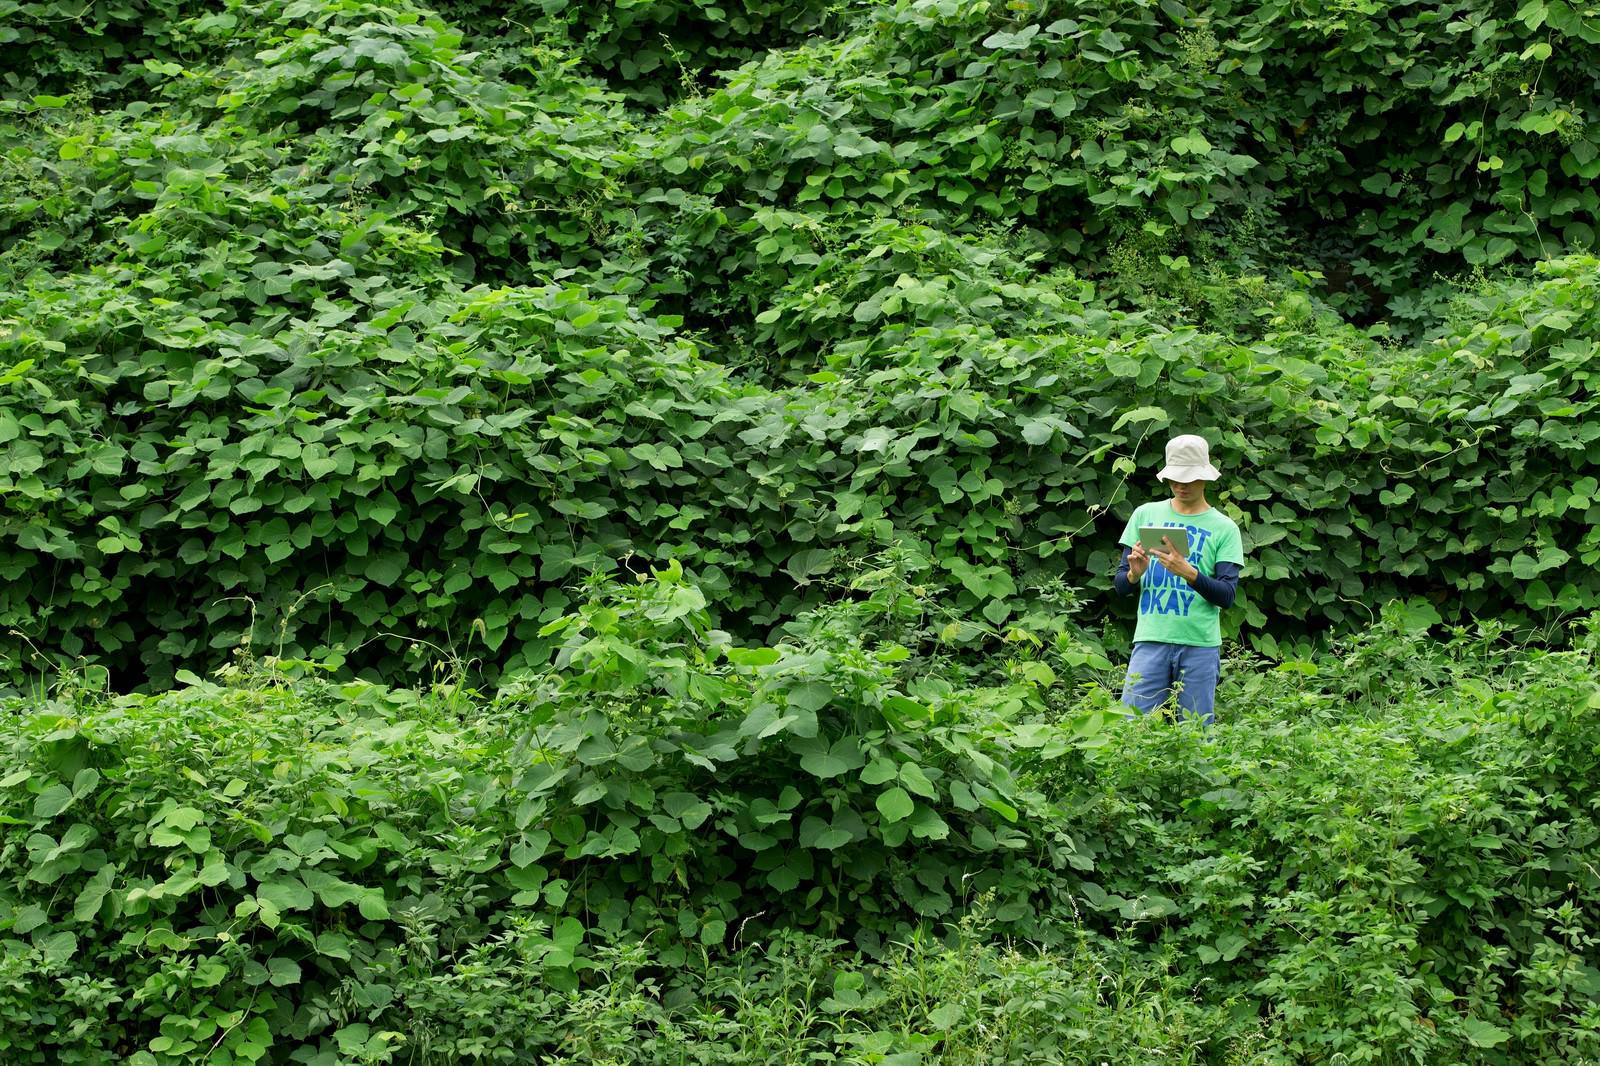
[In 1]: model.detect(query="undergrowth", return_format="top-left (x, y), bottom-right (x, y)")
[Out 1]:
top-left (3, 580), bottom-right (1598, 1064)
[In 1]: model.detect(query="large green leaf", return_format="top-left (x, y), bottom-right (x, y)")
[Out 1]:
top-left (797, 737), bottom-right (865, 779)
top-left (875, 786), bottom-right (914, 823)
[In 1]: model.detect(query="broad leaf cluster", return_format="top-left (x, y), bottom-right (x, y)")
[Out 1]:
top-left (2, 595), bottom-right (1597, 1062)
top-left (1, 0), bottom-right (1598, 689)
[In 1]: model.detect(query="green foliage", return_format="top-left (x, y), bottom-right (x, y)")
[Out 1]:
top-left (1030, 611), bottom-right (1600, 1064)
top-left (4, 0), bottom-right (1600, 688)
top-left (583, 0), bottom-right (1600, 322)
top-left (7, 248), bottom-right (1600, 688)
top-left (7, 0), bottom-right (1600, 1059)
top-left (0, 566), bottom-right (1095, 1062)
top-left (1250, 0), bottom-right (1600, 311)
top-left (3, 0), bottom-right (1600, 690)
top-left (0, 0), bottom-right (217, 102)
top-left (439, 0), bottom-right (841, 106)
top-left (3, 593), bottom-right (1599, 1062)
top-left (491, 560), bottom-right (1082, 946)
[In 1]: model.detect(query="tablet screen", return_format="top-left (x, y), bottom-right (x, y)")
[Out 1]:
top-left (1137, 526), bottom-right (1190, 558)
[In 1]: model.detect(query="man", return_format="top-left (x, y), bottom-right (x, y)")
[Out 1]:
top-left (1112, 434), bottom-right (1244, 725)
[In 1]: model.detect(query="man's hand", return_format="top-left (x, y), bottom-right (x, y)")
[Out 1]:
top-left (1152, 536), bottom-right (1199, 583)
top-left (1127, 543), bottom-right (1150, 583)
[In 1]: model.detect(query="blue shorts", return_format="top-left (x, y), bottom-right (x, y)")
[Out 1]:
top-left (1121, 642), bottom-right (1221, 726)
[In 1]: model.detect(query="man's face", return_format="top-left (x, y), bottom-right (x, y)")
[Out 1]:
top-left (1166, 478), bottom-right (1206, 505)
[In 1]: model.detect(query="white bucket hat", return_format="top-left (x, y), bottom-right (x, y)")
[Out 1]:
top-left (1156, 434), bottom-right (1221, 482)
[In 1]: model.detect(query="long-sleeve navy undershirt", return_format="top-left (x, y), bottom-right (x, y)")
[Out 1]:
top-left (1113, 546), bottom-right (1241, 609)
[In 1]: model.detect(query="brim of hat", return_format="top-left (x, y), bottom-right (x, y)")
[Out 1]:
top-left (1157, 463), bottom-right (1220, 482)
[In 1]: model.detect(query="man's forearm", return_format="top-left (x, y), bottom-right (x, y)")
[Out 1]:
top-left (1113, 546), bottom-right (1138, 596)
top-left (1186, 563), bottom-right (1241, 609)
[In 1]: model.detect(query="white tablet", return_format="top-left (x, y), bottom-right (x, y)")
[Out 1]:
top-left (1137, 526), bottom-right (1190, 557)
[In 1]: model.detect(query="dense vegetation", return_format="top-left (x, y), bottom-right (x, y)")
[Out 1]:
top-left (3, 0), bottom-right (1600, 1061)
top-left (4, 0), bottom-right (1600, 688)
top-left (4, 605), bottom-right (1600, 1063)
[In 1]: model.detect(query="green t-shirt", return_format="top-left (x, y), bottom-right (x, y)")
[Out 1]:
top-left (1119, 501), bottom-right (1245, 647)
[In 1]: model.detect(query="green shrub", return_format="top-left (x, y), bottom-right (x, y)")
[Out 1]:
top-left (0, 565), bottom-right (1100, 1061)
top-left (6, 253), bottom-right (1600, 690)
top-left (5, 0), bottom-right (1600, 689)
top-left (1030, 610), bottom-right (1600, 1063)
top-left (4, 594), bottom-right (1599, 1062)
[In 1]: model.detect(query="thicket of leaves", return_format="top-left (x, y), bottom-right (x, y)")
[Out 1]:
top-left (2, 0), bottom-right (1599, 691)
top-left (6, 6), bottom-right (1600, 1061)
top-left (2, 586), bottom-right (1598, 1063)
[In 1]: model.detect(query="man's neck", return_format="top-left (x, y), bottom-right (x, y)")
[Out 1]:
top-left (1170, 495), bottom-right (1210, 516)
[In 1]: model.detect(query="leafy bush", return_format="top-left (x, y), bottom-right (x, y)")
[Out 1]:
top-left (4, 0), bottom-right (1600, 690)
top-left (3, 596), bottom-right (1599, 1062)
top-left (1029, 609), bottom-right (1600, 1063)
top-left (0, 0), bottom-right (217, 102)
top-left (7, 0), bottom-right (1600, 1060)
top-left (6, 249), bottom-right (1600, 689)
top-left (0, 564), bottom-right (1094, 1062)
